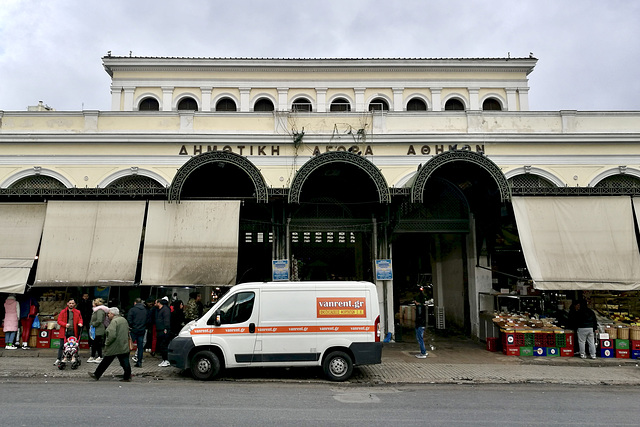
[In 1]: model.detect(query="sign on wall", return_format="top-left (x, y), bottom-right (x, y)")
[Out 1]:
top-left (375, 259), bottom-right (393, 280)
top-left (272, 259), bottom-right (290, 281)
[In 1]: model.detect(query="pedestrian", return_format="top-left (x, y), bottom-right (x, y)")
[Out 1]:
top-left (127, 297), bottom-right (147, 367)
top-left (569, 299), bottom-right (598, 359)
top-left (155, 297), bottom-right (171, 367)
top-left (88, 307), bottom-right (132, 382)
top-left (3, 295), bottom-right (20, 350)
top-left (170, 299), bottom-right (185, 338)
top-left (184, 292), bottom-right (199, 322)
top-left (54, 298), bottom-right (83, 365)
top-left (78, 292), bottom-right (93, 347)
top-left (87, 298), bottom-right (108, 363)
top-left (414, 287), bottom-right (428, 358)
top-left (19, 292), bottom-right (39, 349)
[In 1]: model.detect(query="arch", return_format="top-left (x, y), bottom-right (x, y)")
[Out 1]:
top-left (252, 95), bottom-right (276, 112)
top-left (174, 94), bottom-right (200, 111)
top-left (481, 94), bottom-right (505, 111)
top-left (589, 167), bottom-right (640, 187)
top-left (289, 151), bottom-right (390, 204)
top-left (504, 167), bottom-right (564, 187)
top-left (291, 96), bottom-right (313, 112)
top-left (411, 150), bottom-right (510, 202)
top-left (443, 94), bottom-right (467, 111)
top-left (168, 151), bottom-right (268, 203)
top-left (136, 94), bottom-right (161, 111)
top-left (329, 96), bottom-right (353, 112)
top-left (1, 168), bottom-right (73, 189)
top-left (98, 168), bottom-right (170, 188)
top-left (367, 95), bottom-right (391, 111)
top-left (213, 94), bottom-right (239, 112)
top-left (405, 95), bottom-right (429, 111)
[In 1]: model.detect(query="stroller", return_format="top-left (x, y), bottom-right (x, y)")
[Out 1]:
top-left (58, 336), bottom-right (81, 370)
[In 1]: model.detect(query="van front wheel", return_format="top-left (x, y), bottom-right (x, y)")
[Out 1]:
top-left (191, 350), bottom-right (220, 381)
top-left (323, 351), bottom-right (353, 381)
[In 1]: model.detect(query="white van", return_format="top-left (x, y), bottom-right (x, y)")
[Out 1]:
top-left (168, 281), bottom-right (382, 381)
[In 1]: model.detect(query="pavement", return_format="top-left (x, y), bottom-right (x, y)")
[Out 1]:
top-left (2, 333), bottom-right (640, 385)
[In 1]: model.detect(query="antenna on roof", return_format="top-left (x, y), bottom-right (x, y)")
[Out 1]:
top-left (129, 51), bottom-right (132, 57)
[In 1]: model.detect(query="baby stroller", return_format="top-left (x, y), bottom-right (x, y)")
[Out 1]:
top-left (58, 336), bottom-right (81, 370)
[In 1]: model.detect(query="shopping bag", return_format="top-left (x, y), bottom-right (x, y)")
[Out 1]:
top-left (31, 315), bottom-right (40, 329)
top-left (89, 325), bottom-right (96, 340)
top-left (129, 336), bottom-right (135, 351)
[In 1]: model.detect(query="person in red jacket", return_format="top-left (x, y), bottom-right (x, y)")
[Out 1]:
top-left (55, 298), bottom-right (83, 365)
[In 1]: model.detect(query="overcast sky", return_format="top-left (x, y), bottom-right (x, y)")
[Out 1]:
top-left (1, 0), bottom-right (638, 112)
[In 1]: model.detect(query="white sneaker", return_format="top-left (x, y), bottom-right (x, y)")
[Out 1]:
top-left (87, 357), bottom-right (95, 363)
top-left (93, 357), bottom-right (102, 363)
top-left (132, 355), bottom-right (138, 362)
top-left (415, 353), bottom-right (428, 358)
top-left (158, 360), bottom-right (170, 367)
top-left (54, 359), bottom-right (60, 365)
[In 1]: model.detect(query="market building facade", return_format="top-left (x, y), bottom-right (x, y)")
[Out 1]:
top-left (2, 56), bottom-right (640, 342)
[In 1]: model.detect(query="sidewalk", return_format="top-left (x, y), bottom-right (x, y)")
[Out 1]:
top-left (1, 336), bottom-right (639, 385)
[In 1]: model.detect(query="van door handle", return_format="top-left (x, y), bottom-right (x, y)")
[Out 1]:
top-left (249, 323), bottom-right (255, 333)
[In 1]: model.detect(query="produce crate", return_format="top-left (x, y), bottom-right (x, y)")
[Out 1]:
top-left (615, 339), bottom-right (629, 349)
top-left (600, 338), bottom-right (614, 349)
top-left (533, 347), bottom-right (547, 356)
top-left (519, 346), bottom-right (533, 356)
top-left (560, 348), bottom-right (574, 357)
top-left (546, 347), bottom-right (560, 357)
top-left (600, 348), bottom-right (614, 358)
top-left (616, 349), bottom-right (630, 359)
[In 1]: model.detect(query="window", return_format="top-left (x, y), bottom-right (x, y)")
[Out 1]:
top-left (369, 98), bottom-right (389, 111)
top-left (215, 97), bottom-right (237, 112)
top-left (330, 98), bottom-right (351, 112)
top-left (482, 98), bottom-right (502, 111)
top-left (407, 98), bottom-right (427, 111)
top-left (292, 97), bottom-right (312, 112)
top-left (177, 97), bottom-right (198, 111)
top-left (254, 98), bottom-right (274, 112)
top-left (209, 292), bottom-right (255, 325)
top-left (139, 97), bottom-right (159, 111)
top-left (444, 98), bottom-right (465, 111)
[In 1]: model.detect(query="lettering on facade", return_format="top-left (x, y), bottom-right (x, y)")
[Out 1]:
top-left (179, 144), bottom-right (485, 156)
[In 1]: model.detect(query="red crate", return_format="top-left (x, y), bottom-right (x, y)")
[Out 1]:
top-left (631, 340), bottom-right (640, 350)
top-left (616, 349), bottom-right (630, 359)
top-left (486, 337), bottom-right (499, 352)
top-left (560, 348), bottom-right (574, 357)
top-left (504, 347), bottom-right (520, 356)
top-left (79, 340), bottom-right (90, 350)
top-left (600, 338), bottom-right (614, 349)
top-left (564, 332), bottom-right (574, 348)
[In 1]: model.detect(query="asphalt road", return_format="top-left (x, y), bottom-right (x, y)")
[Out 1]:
top-left (1, 380), bottom-right (638, 426)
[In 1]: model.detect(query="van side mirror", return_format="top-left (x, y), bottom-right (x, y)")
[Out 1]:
top-left (214, 310), bottom-right (221, 326)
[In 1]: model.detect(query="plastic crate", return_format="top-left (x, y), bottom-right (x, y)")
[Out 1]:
top-left (533, 347), bottom-right (547, 356)
top-left (50, 338), bottom-right (61, 349)
top-left (631, 340), bottom-right (640, 350)
top-left (486, 337), bottom-right (499, 352)
top-left (560, 348), bottom-right (574, 357)
top-left (504, 347), bottom-right (520, 356)
top-left (631, 350), bottom-right (640, 359)
top-left (600, 338), bottom-right (614, 349)
top-left (547, 347), bottom-right (560, 357)
top-left (616, 349), bottom-right (630, 359)
top-left (524, 333), bottom-right (535, 347)
top-left (555, 333), bottom-right (567, 348)
top-left (600, 348), bottom-right (614, 358)
top-left (520, 346), bottom-right (534, 356)
top-left (615, 339), bottom-right (629, 349)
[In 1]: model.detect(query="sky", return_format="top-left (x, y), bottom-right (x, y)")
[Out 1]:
top-left (1, 0), bottom-right (638, 112)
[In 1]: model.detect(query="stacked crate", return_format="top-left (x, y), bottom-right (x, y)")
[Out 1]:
top-left (501, 329), bottom-right (573, 357)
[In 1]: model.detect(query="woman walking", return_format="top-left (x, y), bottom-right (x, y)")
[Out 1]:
top-left (87, 298), bottom-right (109, 363)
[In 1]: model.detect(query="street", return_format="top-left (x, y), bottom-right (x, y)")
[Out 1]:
top-left (1, 380), bottom-right (638, 426)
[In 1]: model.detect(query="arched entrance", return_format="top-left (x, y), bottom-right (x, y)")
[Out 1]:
top-left (288, 151), bottom-right (389, 281)
top-left (394, 150), bottom-right (507, 335)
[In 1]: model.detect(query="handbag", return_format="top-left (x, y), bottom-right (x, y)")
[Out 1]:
top-left (31, 315), bottom-right (40, 329)
top-left (89, 325), bottom-right (96, 340)
top-left (129, 336), bottom-right (135, 352)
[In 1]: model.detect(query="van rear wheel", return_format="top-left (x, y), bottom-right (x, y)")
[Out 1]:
top-left (323, 351), bottom-right (353, 381)
top-left (191, 350), bottom-right (221, 381)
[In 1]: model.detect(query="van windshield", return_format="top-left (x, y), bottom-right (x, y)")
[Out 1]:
top-left (208, 292), bottom-right (255, 325)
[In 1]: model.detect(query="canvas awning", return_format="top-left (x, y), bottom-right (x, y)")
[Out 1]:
top-left (34, 201), bottom-right (146, 287)
top-left (512, 196), bottom-right (640, 290)
top-left (140, 201), bottom-right (240, 287)
top-left (0, 203), bottom-right (46, 294)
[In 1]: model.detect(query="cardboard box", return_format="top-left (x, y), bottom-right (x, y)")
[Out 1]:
top-left (600, 348), bottom-right (614, 358)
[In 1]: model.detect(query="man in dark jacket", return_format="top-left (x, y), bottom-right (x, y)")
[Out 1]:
top-left (414, 287), bottom-right (428, 359)
top-left (78, 293), bottom-right (93, 349)
top-left (569, 299), bottom-right (598, 359)
top-left (89, 307), bottom-right (132, 382)
top-left (155, 297), bottom-right (171, 367)
top-left (127, 298), bottom-right (147, 367)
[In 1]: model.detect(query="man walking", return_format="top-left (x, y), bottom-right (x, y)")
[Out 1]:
top-left (89, 307), bottom-right (132, 382)
top-left (414, 287), bottom-right (428, 359)
top-left (155, 297), bottom-right (171, 367)
top-left (55, 299), bottom-right (83, 365)
top-left (127, 298), bottom-right (147, 367)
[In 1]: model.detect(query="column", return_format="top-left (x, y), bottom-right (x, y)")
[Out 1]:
top-left (392, 87), bottom-right (404, 112)
top-left (162, 87), bottom-right (173, 112)
top-left (431, 87), bottom-right (442, 111)
top-left (110, 86), bottom-right (122, 111)
top-left (518, 87), bottom-right (530, 111)
top-left (277, 87), bottom-right (289, 111)
top-left (200, 86), bottom-right (212, 112)
top-left (239, 87), bottom-right (251, 112)
top-left (354, 88), bottom-right (366, 112)
top-left (506, 88), bottom-right (518, 111)
top-left (122, 87), bottom-right (135, 112)
top-left (315, 87), bottom-right (327, 113)
top-left (468, 88), bottom-right (479, 111)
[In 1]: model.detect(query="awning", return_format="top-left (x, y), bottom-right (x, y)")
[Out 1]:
top-left (140, 201), bottom-right (240, 287)
top-left (512, 196), bottom-right (640, 290)
top-left (34, 201), bottom-right (146, 287)
top-left (0, 203), bottom-right (46, 294)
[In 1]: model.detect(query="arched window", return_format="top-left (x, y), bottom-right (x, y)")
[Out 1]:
top-left (444, 98), bottom-right (465, 111)
top-left (9, 175), bottom-right (66, 189)
top-left (406, 98), bottom-right (427, 111)
top-left (177, 97), bottom-right (198, 111)
top-left (215, 97), bottom-right (237, 112)
top-left (482, 98), bottom-right (502, 111)
top-left (292, 97), bottom-right (312, 112)
top-left (368, 98), bottom-right (389, 111)
top-left (139, 97), bottom-right (159, 111)
top-left (254, 98), bottom-right (274, 112)
top-left (330, 98), bottom-right (351, 112)
top-left (508, 174), bottom-right (556, 189)
top-left (106, 175), bottom-right (164, 189)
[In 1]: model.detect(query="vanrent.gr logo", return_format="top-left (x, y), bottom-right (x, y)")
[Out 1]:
top-left (316, 297), bottom-right (366, 318)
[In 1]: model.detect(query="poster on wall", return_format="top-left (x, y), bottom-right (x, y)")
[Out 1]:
top-left (272, 260), bottom-right (289, 281)
top-left (93, 286), bottom-right (110, 300)
top-left (375, 259), bottom-right (393, 280)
